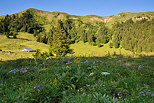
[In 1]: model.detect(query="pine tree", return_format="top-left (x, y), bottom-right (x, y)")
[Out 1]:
top-left (51, 21), bottom-right (73, 56)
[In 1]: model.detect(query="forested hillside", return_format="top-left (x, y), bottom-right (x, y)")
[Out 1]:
top-left (0, 8), bottom-right (154, 53)
top-left (0, 9), bottom-right (43, 38)
top-left (112, 18), bottom-right (154, 52)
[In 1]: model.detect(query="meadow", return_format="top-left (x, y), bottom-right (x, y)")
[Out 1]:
top-left (0, 56), bottom-right (154, 102)
top-left (0, 33), bottom-right (154, 102)
top-left (0, 32), bottom-right (49, 61)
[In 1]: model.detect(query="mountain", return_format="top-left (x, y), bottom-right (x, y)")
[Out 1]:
top-left (0, 8), bottom-right (154, 53)
top-left (2, 8), bottom-right (153, 26)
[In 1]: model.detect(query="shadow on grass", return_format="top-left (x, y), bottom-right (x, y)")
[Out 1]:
top-left (16, 37), bottom-right (31, 41)
top-left (1, 55), bottom-right (154, 74)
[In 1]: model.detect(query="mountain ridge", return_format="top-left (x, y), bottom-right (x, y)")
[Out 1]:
top-left (1, 8), bottom-right (154, 24)
top-left (1, 8), bottom-right (154, 17)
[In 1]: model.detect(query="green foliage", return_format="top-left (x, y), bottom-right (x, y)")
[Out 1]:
top-left (109, 42), bottom-right (113, 48)
top-left (0, 10), bottom-right (43, 37)
top-left (112, 18), bottom-right (154, 52)
top-left (50, 20), bottom-right (73, 56)
top-left (37, 18), bottom-right (112, 48)
top-left (33, 49), bottom-right (50, 65)
top-left (62, 93), bottom-right (119, 103)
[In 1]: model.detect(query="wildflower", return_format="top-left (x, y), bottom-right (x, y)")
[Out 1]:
top-left (140, 91), bottom-right (144, 93)
top-left (34, 85), bottom-right (45, 90)
top-left (101, 72), bottom-right (110, 75)
top-left (151, 94), bottom-right (154, 96)
top-left (75, 58), bottom-right (81, 63)
top-left (142, 94), bottom-right (146, 96)
top-left (20, 70), bottom-right (28, 73)
top-left (118, 97), bottom-right (122, 99)
top-left (8, 67), bottom-right (32, 74)
top-left (138, 65), bottom-right (144, 70)
top-left (34, 85), bottom-right (41, 89)
top-left (76, 58), bottom-right (80, 60)
top-left (66, 63), bottom-right (71, 65)
top-left (20, 67), bottom-right (32, 73)
top-left (84, 60), bottom-right (88, 63)
top-left (8, 69), bottom-right (20, 74)
top-left (89, 72), bottom-right (94, 76)
top-left (66, 66), bottom-right (70, 68)
top-left (79, 88), bottom-right (83, 91)
top-left (86, 84), bottom-right (90, 87)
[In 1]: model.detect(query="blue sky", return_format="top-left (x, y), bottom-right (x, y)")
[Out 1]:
top-left (0, 0), bottom-right (154, 16)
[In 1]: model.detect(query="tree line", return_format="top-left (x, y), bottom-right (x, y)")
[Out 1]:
top-left (112, 18), bottom-right (154, 52)
top-left (0, 10), bottom-right (43, 38)
top-left (37, 18), bottom-right (112, 47)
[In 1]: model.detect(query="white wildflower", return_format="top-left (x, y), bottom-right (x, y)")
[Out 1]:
top-left (86, 84), bottom-right (90, 87)
top-left (89, 72), bottom-right (94, 76)
top-left (101, 72), bottom-right (110, 75)
top-left (8, 67), bottom-right (32, 74)
top-left (8, 69), bottom-right (20, 74)
top-left (138, 65), bottom-right (144, 70)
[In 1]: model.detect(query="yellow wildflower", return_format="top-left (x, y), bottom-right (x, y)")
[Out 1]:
top-left (66, 63), bottom-right (70, 65)
top-left (66, 66), bottom-right (70, 68)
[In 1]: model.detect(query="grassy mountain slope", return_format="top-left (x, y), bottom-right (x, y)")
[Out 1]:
top-left (1, 8), bottom-right (154, 32)
top-left (69, 41), bottom-right (133, 57)
top-left (4, 8), bottom-right (153, 28)
top-left (105, 11), bottom-right (154, 27)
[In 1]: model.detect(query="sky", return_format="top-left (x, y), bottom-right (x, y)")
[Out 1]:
top-left (0, 0), bottom-right (154, 17)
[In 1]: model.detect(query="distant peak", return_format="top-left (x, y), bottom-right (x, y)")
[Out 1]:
top-left (26, 8), bottom-right (38, 10)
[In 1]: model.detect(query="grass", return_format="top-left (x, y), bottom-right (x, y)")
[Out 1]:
top-left (70, 41), bottom-right (142, 57)
top-left (0, 56), bottom-right (154, 102)
top-left (0, 32), bottom-right (49, 61)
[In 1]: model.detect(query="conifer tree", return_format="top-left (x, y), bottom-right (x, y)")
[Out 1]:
top-left (51, 20), bottom-right (73, 56)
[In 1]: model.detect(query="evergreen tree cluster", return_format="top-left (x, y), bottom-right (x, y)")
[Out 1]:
top-left (112, 18), bottom-right (154, 52)
top-left (50, 20), bottom-right (73, 56)
top-left (37, 19), bottom-right (112, 47)
top-left (0, 10), bottom-right (43, 38)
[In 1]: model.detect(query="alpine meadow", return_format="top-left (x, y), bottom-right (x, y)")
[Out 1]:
top-left (0, 8), bottom-right (154, 103)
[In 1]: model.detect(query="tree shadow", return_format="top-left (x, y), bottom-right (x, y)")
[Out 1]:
top-left (1, 55), bottom-right (154, 70)
top-left (16, 38), bottom-right (31, 41)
